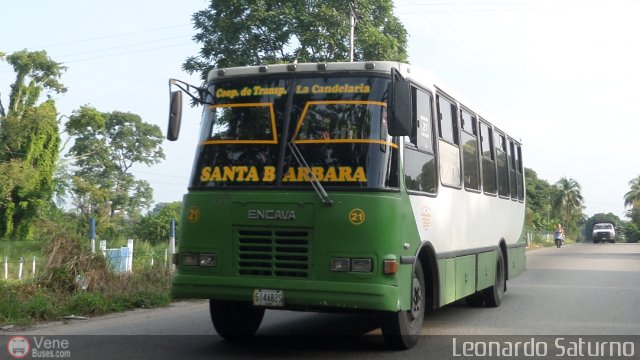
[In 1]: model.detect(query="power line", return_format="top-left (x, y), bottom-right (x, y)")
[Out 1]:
top-left (393, 0), bottom-right (634, 14)
top-left (57, 42), bottom-right (195, 65)
top-left (395, 5), bottom-right (598, 15)
top-left (26, 24), bottom-right (193, 50)
top-left (395, 0), bottom-right (631, 6)
top-left (0, 41), bottom-right (194, 74)
top-left (0, 24), bottom-right (195, 73)
top-left (54, 35), bottom-right (193, 60)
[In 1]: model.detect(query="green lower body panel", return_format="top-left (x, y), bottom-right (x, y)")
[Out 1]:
top-left (507, 245), bottom-right (526, 279)
top-left (455, 255), bottom-right (476, 299)
top-left (172, 274), bottom-right (401, 312)
top-left (476, 251), bottom-right (497, 291)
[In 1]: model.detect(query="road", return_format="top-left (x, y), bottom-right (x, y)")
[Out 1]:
top-left (3, 243), bottom-right (640, 359)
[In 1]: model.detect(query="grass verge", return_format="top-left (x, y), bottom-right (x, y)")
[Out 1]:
top-left (0, 221), bottom-right (171, 327)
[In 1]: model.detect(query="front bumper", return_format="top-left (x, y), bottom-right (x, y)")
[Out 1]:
top-left (171, 274), bottom-right (401, 312)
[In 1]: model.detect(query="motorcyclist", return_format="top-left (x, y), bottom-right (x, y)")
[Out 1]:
top-left (554, 223), bottom-right (565, 248)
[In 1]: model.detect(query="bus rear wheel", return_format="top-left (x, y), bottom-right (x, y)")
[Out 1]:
top-left (381, 261), bottom-right (425, 350)
top-left (481, 250), bottom-right (505, 307)
top-left (210, 299), bottom-right (265, 340)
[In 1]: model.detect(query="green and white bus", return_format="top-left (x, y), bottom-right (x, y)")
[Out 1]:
top-left (167, 61), bottom-right (526, 349)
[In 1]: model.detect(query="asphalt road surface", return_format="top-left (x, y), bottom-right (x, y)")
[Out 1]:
top-left (4, 243), bottom-right (640, 359)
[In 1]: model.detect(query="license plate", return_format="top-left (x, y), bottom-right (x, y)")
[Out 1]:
top-left (253, 289), bottom-right (284, 307)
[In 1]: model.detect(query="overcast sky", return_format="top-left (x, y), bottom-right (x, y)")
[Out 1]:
top-left (1, 0), bottom-right (638, 218)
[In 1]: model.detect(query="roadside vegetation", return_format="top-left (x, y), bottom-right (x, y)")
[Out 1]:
top-left (1, 220), bottom-right (171, 326)
top-left (2, 1), bottom-right (640, 327)
top-left (524, 169), bottom-right (640, 244)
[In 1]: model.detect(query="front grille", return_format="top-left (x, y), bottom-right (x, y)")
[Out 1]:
top-left (237, 228), bottom-right (311, 278)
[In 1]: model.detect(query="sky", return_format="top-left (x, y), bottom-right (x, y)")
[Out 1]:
top-left (1, 0), bottom-right (638, 219)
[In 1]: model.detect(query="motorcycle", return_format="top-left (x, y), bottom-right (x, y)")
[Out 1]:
top-left (555, 237), bottom-right (563, 248)
top-left (554, 229), bottom-right (564, 248)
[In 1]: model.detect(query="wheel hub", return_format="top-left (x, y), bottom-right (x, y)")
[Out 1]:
top-left (410, 274), bottom-right (422, 319)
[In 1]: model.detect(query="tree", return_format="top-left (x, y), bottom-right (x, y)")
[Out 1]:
top-left (0, 50), bottom-right (67, 120)
top-left (524, 168), bottom-right (556, 229)
top-left (619, 221), bottom-right (640, 243)
top-left (184, 0), bottom-right (408, 80)
top-left (133, 202), bottom-right (182, 245)
top-left (65, 106), bottom-right (165, 218)
top-left (553, 177), bottom-right (584, 236)
top-left (0, 50), bottom-right (65, 239)
top-left (624, 175), bottom-right (640, 226)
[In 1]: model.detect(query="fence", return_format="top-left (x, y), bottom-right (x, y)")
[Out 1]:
top-left (2, 219), bottom-right (178, 282)
top-left (100, 239), bottom-right (134, 273)
top-left (2, 246), bottom-right (175, 282)
top-left (3, 256), bottom-right (38, 281)
top-left (525, 229), bottom-right (555, 245)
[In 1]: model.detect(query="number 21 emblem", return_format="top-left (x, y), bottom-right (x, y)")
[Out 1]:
top-left (349, 208), bottom-right (365, 225)
top-left (188, 206), bottom-right (200, 223)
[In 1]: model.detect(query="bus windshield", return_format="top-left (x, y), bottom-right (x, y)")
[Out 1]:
top-left (191, 75), bottom-right (399, 190)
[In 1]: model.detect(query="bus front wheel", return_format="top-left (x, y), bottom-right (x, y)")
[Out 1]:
top-left (210, 299), bottom-right (265, 340)
top-left (381, 261), bottom-right (425, 350)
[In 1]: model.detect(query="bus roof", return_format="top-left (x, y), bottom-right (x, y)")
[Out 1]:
top-left (207, 61), bottom-right (403, 82)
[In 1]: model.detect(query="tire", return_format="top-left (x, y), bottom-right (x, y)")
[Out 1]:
top-left (381, 261), bottom-right (425, 350)
top-left (465, 291), bottom-right (485, 307)
top-left (210, 300), bottom-right (265, 340)
top-left (481, 250), bottom-right (505, 308)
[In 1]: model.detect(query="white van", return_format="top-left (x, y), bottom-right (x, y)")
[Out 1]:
top-left (592, 223), bottom-right (616, 243)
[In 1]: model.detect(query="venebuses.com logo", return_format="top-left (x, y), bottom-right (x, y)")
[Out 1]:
top-left (6, 336), bottom-right (30, 359)
top-left (5, 335), bottom-right (72, 359)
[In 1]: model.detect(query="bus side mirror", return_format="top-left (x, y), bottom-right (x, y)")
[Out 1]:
top-left (387, 72), bottom-right (411, 136)
top-left (167, 90), bottom-right (182, 141)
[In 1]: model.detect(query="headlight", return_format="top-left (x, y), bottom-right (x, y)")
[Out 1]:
top-left (351, 258), bottom-right (372, 272)
top-left (330, 258), bottom-right (350, 272)
top-left (199, 254), bottom-right (217, 267)
top-left (182, 253), bottom-right (199, 266)
top-left (181, 253), bottom-right (217, 267)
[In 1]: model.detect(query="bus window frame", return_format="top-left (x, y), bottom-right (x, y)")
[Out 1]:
top-left (495, 130), bottom-right (511, 199)
top-left (435, 91), bottom-right (462, 190)
top-left (516, 143), bottom-right (525, 202)
top-left (404, 84), bottom-right (439, 197)
top-left (459, 106), bottom-right (481, 194)
top-left (479, 119), bottom-right (497, 196)
top-left (435, 93), bottom-right (460, 147)
top-left (508, 138), bottom-right (519, 201)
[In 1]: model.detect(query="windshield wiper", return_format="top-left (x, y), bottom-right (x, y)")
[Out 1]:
top-left (288, 142), bottom-right (333, 207)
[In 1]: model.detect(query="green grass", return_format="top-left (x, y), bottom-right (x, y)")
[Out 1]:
top-left (0, 268), bottom-right (172, 326)
top-left (0, 229), bottom-right (172, 327)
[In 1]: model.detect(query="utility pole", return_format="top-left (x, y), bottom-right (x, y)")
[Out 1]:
top-left (89, 217), bottom-right (96, 253)
top-left (349, 0), bottom-right (357, 62)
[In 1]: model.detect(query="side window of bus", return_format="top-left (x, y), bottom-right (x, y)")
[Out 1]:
top-left (479, 121), bottom-right (497, 195)
top-left (496, 132), bottom-right (510, 197)
top-left (508, 139), bottom-right (518, 200)
top-left (437, 95), bottom-right (459, 145)
top-left (516, 144), bottom-right (524, 201)
top-left (460, 108), bottom-right (480, 191)
top-left (436, 94), bottom-right (462, 188)
top-left (404, 88), bottom-right (437, 194)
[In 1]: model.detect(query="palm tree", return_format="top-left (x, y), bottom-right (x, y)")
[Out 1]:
top-left (624, 175), bottom-right (640, 222)
top-left (553, 177), bottom-right (584, 235)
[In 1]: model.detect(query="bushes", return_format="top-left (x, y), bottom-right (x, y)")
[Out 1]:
top-left (0, 282), bottom-right (61, 325)
top-left (0, 221), bottom-right (172, 326)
